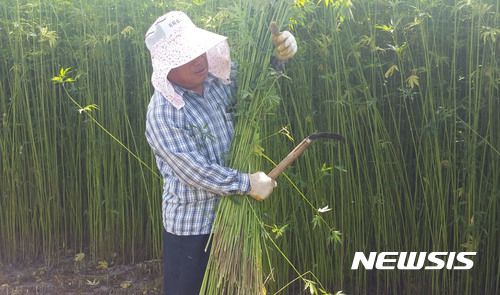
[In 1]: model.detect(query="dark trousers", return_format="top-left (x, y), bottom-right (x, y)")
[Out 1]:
top-left (163, 230), bottom-right (211, 295)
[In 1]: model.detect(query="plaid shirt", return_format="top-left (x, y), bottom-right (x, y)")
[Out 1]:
top-left (145, 72), bottom-right (250, 236)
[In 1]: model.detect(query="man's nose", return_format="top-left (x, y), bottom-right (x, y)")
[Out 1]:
top-left (191, 55), bottom-right (205, 64)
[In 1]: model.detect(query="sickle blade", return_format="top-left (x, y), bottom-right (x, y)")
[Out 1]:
top-left (308, 132), bottom-right (345, 143)
top-left (267, 132), bottom-right (345, 179)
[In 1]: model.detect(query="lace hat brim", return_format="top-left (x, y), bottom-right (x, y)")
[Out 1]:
top-left (146, 11), bottom-right (231, 109)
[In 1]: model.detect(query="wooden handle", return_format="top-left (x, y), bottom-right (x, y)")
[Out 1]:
top-left (267, 138), bottom-right (313, 179)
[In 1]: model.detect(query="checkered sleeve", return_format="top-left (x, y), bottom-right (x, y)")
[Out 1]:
top-left (145, 101), bottom-right (250, 197)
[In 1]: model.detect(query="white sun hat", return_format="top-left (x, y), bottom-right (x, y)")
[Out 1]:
top-left (145, 11), bottom-right (231, 109)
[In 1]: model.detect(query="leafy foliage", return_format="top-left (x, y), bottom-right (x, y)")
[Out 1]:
top-left (0, 0), bottom-right (499, 294)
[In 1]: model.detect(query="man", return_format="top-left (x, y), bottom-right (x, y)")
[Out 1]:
top-left (144, 11), bottom-right (297, 295)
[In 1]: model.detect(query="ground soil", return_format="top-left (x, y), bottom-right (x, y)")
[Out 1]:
top-left (0, 255), bottom-right (162, 295)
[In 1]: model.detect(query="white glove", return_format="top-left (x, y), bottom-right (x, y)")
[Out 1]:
top-left (248, 172), bottom-right (277, 201)
top-left (272, 30), bottom-right (297, 61)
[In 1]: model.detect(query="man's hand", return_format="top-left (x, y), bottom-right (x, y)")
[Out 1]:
top-left (248, 172), bottom-right (277, 201)
top-left (270, 21), bottom-right (297, 61)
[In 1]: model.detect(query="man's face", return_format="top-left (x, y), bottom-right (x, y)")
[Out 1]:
top-left (167, 53), bottom-right (208, 94)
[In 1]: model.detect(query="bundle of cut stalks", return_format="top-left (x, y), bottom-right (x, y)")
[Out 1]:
top-left (200, 1), bottom-right (293, 294)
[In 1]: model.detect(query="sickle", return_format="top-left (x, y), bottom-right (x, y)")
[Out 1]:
top-left (267, 132), bottom-right (345, 179)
